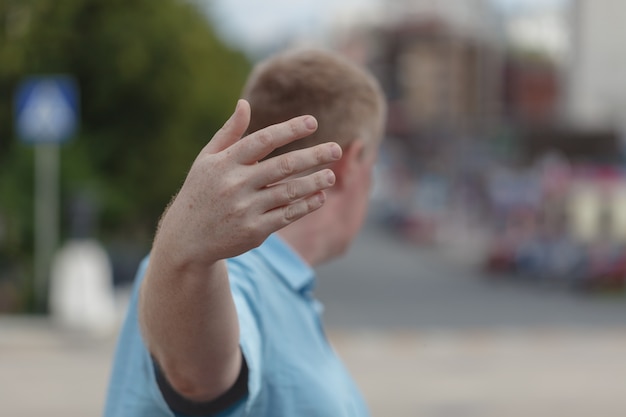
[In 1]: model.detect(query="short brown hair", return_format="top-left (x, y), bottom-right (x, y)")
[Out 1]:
top-left (241, 48), bottom-right (386, 159)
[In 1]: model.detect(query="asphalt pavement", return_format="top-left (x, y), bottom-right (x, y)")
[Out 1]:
top-left (317, 222), bottom-right (626, 330)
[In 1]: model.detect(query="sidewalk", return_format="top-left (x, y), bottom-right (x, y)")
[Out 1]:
top-left (330, 327), bottom-right (626, 417)
top-left (2, 316), bottom-right (626, 417)
top-left (0, 316), bottom-right (116, 417)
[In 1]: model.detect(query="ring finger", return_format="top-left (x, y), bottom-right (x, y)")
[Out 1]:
top-left (251, 142), bottom-right (341, 189)
top-left (257, 169), bottom-right (336, 213)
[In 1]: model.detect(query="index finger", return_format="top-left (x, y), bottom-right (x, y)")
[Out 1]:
top-left (231, 115), bottom-right (318, 164)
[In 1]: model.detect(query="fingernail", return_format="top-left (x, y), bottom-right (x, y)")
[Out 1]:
top-left (331, 144), bottom-right (342, 159)
top-left (327, 170), bottom-right (336, 185)
top-left (304, 116), bottom-right (317, 130)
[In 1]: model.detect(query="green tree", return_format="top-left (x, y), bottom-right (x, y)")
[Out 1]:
top-left (0, 0), bottom-right (250, 311)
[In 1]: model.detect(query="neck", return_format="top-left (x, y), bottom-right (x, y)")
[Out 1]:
top-left (276, 206), bottom-right (340, 267)
top-left (276, 226), bottom-right (325, 268)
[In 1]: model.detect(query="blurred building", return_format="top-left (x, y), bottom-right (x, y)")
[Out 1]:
top-left (495, 0), bottom-right (568, 127)
top-left (335, 0), bottom-right (626, 168)
top-left (379, 19), bottom-right (501, 137)
top-left (334, 0), bottom-right (504, 172)
top-left (565, 0), bottom-right (626, 134)
top-left (381, 0), bottom-right (502, 138)
top-left (499, 0), bottom-right (626, 165)
top-left (502, 56), bottom-right (561, 126)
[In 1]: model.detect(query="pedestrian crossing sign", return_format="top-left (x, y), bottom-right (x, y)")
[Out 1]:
top-left (14, 75), bottom-right (79, 144)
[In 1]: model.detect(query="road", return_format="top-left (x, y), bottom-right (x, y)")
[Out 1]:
top-left (317, 221), bottom-right (626, 330)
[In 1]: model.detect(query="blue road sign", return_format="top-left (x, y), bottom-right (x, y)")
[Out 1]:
top-left (14, 75), bottom-right (79, 144)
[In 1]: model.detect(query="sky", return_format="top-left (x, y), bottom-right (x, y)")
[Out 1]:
top-left (196, 0), bottom-right (570, 56)
top-left (199, 0), bottom-right (379, 55)
top-left (497, 0), bottom-right (569, 12)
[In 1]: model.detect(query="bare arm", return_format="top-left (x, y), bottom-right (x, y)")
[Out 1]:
top-left (139, 100), bottom-right (341, 402)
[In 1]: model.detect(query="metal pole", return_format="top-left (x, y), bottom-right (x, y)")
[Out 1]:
top-left (34, 142), bottom-right (60, 312)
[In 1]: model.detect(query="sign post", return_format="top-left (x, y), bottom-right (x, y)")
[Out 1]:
top-left (14, 76), bottom-right (79, 311)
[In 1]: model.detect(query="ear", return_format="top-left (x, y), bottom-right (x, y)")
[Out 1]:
top-left (332, 139), bottom-right (366, 189)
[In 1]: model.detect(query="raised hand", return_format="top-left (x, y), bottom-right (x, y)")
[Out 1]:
top-left (153, 99), bottom-right (342, 268)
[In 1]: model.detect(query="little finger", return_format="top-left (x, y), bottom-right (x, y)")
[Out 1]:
top-left (260, 192), bottom-right (328, 231)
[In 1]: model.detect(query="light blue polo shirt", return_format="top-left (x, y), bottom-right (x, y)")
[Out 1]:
top-left (104, 234), bottom-right (370, 417)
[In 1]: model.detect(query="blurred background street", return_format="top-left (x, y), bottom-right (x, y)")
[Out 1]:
top-left (3, 0), bottom-right (626, 415)
top-left (3, 220), bottom-right (626, 416)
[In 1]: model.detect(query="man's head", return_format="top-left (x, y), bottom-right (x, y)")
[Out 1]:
top-left (242, 48), bottom-right (387, 263)
top-left (242, 48), bottom-right (386, 160)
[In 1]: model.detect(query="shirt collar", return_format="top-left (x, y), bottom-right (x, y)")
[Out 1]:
top-left (259, 234), bottom-right (316, 294)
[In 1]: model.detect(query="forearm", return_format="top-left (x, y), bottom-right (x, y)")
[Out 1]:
top-left (139, 248), bottom-right (241, 402)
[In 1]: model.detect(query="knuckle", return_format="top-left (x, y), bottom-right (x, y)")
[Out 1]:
top-left (218, 177), bottom-right (238, 199)
top-left (256, 130), bottom-right (272, 148)
top-left (279, 155), bottom-right (295, 176)
top-left (230, 199), bottom-right (248, 219)
top-left (283, 203), bottom-right (302, 222)
top-left (306, 198), bottom-right (317, 212)
top-left (290, 121), bottom-right (300, 137)
top-left (239, 219), bottom-right (259, 242)
top-left (314, 145), bottom-right (325, 164)
top-left (314, 172), bottom-right (325, 189)
top-left (285, 181), bottom-right (299, 201)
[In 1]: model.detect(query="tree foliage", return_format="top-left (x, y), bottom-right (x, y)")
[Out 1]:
top-left (0, 0), bottom-right (250, 308)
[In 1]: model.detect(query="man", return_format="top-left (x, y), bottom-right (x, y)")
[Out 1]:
top-left (105, 48), bottom-right (386, 416)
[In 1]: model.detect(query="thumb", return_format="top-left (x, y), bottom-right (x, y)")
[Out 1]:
top-left (204, 99), bottom-right (251, 154)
